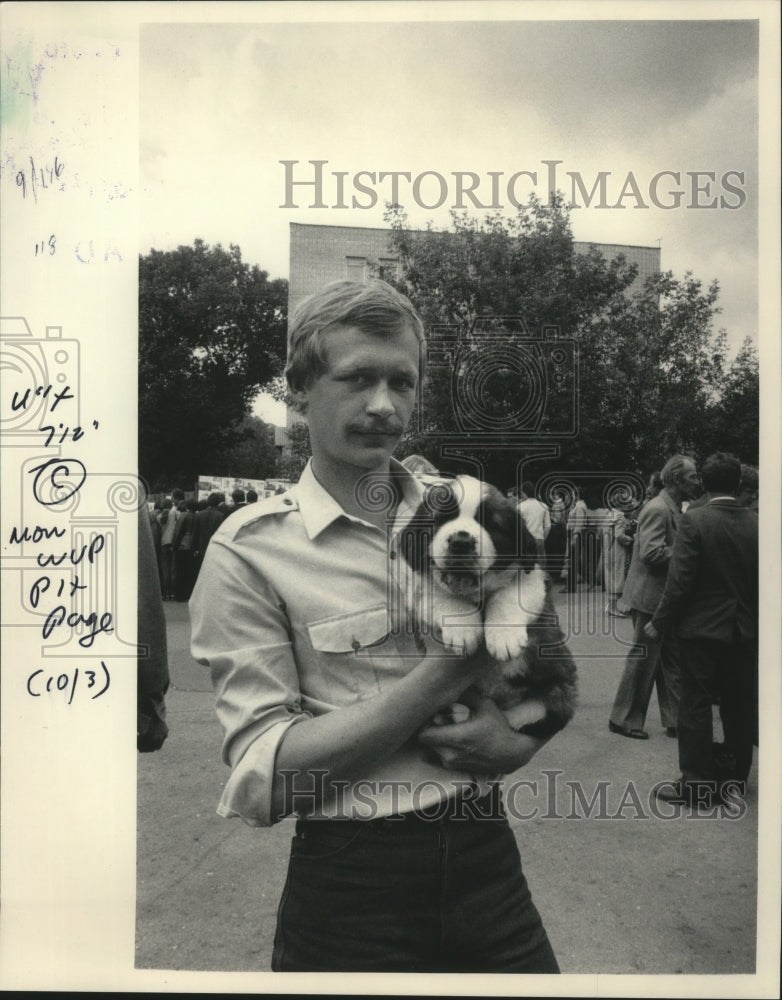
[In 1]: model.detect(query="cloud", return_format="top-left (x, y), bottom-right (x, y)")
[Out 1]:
top-left (140, 18), bottom-right (759, 348)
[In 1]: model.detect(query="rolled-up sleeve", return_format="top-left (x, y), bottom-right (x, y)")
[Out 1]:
top-left (190, 533), bottom-right (309, 827)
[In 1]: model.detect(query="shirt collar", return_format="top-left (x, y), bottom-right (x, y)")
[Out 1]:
top-left (294, 458), bottom-right (426, 541)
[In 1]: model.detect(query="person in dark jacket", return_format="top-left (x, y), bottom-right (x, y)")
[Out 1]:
top-left (192, 492), bottom-right (226, 579)
top-left (138, 505), bottom-right (170, 752)
top-left (647, 453), bottom-right (758, 807)
top-left (173, 500), bottom-right (198, 601)
top-left (226, 488), bottom-right (248, 519)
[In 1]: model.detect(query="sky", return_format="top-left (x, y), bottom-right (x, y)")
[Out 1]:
top-left (140, 15), bottom-right (760, 426)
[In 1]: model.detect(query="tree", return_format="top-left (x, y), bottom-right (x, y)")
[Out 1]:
top-left (276, 421), bottom-right (311, 482)
top-left (574, 270), bottom-right (729, 473)
top-left (383, 197), bottom-right (639, 484)
top-left (382, 199), bottom-right (752, 486)
top-left (702, 337), bottom-right (759, 465)
top-left (221, 414), bottom-right (279, 479)
top-left (139, 240), bottom-right (287, 491)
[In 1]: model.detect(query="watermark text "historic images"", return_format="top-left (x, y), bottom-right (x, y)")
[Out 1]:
top-left (280, 159), bottom-right (747, 212)
top-left (280, 769), bottom-right (748, 822)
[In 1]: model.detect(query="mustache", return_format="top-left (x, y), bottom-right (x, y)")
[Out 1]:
top-left (350, 423), bottom-right (403, 436)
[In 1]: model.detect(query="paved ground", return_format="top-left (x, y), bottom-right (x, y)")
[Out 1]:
top-left (136, 588), bottom-right (760, 977)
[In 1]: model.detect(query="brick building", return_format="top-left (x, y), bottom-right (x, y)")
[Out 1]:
top-left (288, 221), bottom-right (661, 315)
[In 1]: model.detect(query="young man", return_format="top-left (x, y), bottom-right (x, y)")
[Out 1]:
top-left (190, 279), bottom-right (559, 973)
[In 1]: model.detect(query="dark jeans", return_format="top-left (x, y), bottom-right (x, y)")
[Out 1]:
top-left (272, 798), bottom-right (559, 973)
top-left (677, 637), bottom-right (757, 784)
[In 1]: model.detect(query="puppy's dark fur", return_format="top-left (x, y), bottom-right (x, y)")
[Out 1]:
top-left (400, 475), bottom-right (577, 738)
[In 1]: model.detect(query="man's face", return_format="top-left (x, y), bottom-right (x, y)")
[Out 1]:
top-left (738, 486), bottom-right (756, 506)
top-left (296, 324), bottom-right (421, 478)
top-left (676, 460), bottom-right (700, 500)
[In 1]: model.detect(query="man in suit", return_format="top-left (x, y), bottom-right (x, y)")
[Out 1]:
top-left (646, 453), bottom-right (758, 807)
top-left (608, 454), bottom-right (700, 739)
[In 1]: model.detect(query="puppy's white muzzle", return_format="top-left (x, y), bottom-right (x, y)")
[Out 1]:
top-left (431, 517), bottom-right (498, 572)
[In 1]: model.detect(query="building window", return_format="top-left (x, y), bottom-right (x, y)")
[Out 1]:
top-left (377, 258), bottom-right (399, 281)
top-left (346, 256), bottom-right (367, 282)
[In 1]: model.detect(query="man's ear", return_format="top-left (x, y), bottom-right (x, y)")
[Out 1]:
top-left (288, 383), bottom-right (309, 414)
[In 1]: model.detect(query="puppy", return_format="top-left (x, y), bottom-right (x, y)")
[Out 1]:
top-left (399, 475), bottom-right (577, 738)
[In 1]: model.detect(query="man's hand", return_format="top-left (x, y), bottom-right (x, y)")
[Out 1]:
top-left (417, 694), bottom-right (545, 775)
top-left (644, 621), bottom-right (660, 642)
top-left (419, 643), bottom-right (498, 713)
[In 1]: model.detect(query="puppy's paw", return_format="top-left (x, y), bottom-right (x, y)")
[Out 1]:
top-left (485, 624), bottom-right (528, 661)
top-left (439, 621), bottom-right (483, 656)
top-left (431, 703), bottom-right (471, 726)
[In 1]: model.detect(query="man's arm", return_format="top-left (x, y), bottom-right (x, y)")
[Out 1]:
top-left (271, 645), bottom-right (499, 821)
top-left (541, 505), bottom-right (551, 540)
top-left (192, 530), bottom-right (515, 825)
top-left (638, 500), bottom-right (674, 568)
top-left (172, 512), bottom-right (185, 549)
top-left (191, 514), bottom-right (201, 555)
top-left (649, 512), bottom-right (700, 635)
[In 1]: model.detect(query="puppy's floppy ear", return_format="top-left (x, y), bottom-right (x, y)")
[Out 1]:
top-left (518, 513), bottom-right (538, 574)
top-left (398, 501), bottom-right (433, 574)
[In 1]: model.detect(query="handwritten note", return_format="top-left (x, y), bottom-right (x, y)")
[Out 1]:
top-left (3, 345), bottom-right (116, 714)
top-left (0, 5), bottom-right (142, 984)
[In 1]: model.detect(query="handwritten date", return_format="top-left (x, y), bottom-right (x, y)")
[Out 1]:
top-left (16, 156), bottom-right (65, 203)
top-left (27, 662), bottom-right (110, 703)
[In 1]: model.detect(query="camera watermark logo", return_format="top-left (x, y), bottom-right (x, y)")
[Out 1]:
top-left (418, 315), bottom-right (579, 442)
top-left (1, 317), bottom-right (80, 433)
top-left (1, 315), bottom-right (143, 660)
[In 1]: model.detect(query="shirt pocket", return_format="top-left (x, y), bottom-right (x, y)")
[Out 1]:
top-left (306, 605), bottom-right (401, 703)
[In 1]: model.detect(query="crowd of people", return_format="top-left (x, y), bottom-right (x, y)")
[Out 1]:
top-left (508, 477), bottom-right (638, 607)
top-left (403, 451), bottom-right (759, 813)
top-left (147, 487), bottom-right (261, 601)
top-left (511, 455), bottom-right (759, 810)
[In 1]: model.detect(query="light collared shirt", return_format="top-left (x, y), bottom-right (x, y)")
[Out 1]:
top-left (158, 507), bottom-right (179, 546)
top-left (190, 459), bottom-right (488, 827)
top-left (549, 497), bottom-right (566, 526)
top-left (567, 499), bottom-right (587, 535)
top-left (517, 497), bottom-right (551, 541)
